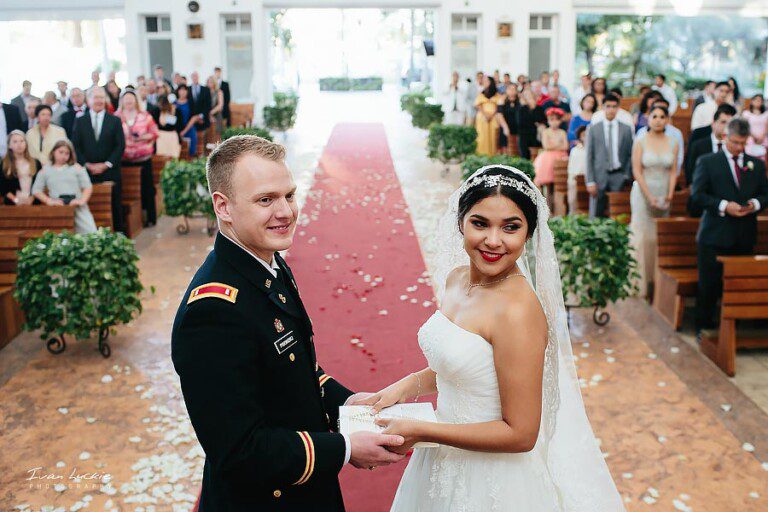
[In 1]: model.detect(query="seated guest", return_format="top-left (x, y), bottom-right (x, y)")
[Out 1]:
top-left (105, 80), bottom-right (121, 113)
top-left (691, 81), bottom-right (731, 130)
top-left (116, 90), bottom-right (159, 226)
top-left (567, 93), bottom-right (596, 144)
top-left (636, 99), bottom-right (684, 173)
top-left (58, 88), bottom-right (87, 140)
top-left (1, 100), bottom-right (24, 158)
top-left (567, 126), bottom-right (588, 214)
top-left (156, 95), bottom-right (184, 158)
top-left (24, 99), bottom-right (40, 131)
top-left (691, 118), bottom-right (768, 336)
top-left (174, 85), bottom-right (199, 157)
top-left (742, 94), bottom-right (768, 157)
top-left (592, 87), bottom-right (634, 129)
top-left (26, 104), bottom-right (67, 165)
top-left (32, 139), bottom-right (97, 234)
top-left (71, 87), bottom-right (126, 233)
top-left (533, 107), bottom-right (568, 211)
top-left (1, 130), bottom-right (41, 205)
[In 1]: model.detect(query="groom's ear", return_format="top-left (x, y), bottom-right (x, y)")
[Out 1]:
top-left (212, 190), bottom-right (233, 223)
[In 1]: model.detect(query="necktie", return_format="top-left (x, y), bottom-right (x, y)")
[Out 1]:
top-left (607, 122), bottom-right (615, 169)
top-left (716, 141), bottom-right (722, 152)
top-left (733, 155), bottom-right (743, 187)
top-left (93, 113), bottom-right (102, 140)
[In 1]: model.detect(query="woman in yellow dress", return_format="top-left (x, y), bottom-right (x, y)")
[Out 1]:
top-left (474, 76), bottom-right (503, 156)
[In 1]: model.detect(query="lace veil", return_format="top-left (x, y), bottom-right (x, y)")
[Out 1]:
top-left (432, 165), bottom-right (625, 511)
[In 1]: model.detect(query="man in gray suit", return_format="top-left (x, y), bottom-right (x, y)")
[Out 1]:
top-left (585, 93), bottom-right (634, 218)
top-left (10, 80), bottom-right (40, 125)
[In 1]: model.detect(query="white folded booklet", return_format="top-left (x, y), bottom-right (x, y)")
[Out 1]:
top-left (339, 403), bottom-right (440, 448)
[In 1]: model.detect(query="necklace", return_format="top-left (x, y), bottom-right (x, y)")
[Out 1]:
top-left (466, 271), bottom-right (525, 295)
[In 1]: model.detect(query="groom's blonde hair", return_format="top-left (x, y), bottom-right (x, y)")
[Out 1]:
top-left (206, 135), bottom-right (286, 197)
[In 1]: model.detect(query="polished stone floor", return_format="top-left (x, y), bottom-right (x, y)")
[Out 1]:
top-left (1, 85), bottom-right (767, 511)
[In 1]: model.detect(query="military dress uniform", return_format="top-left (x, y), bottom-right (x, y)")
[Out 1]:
top-left (172, 233), bottom-right (355, 511)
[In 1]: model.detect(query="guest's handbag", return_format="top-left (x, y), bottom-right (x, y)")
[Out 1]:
top-left (156, 130), bottom-right (182, 158)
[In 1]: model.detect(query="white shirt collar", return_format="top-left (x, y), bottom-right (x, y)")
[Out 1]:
top-left (723, 147), bottom-right (743, 165)
top-left (220, 231), bottom-right (279, 278)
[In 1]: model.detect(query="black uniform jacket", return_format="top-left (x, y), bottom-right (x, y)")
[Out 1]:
top-left (172, 233), bottom-right (355, 511)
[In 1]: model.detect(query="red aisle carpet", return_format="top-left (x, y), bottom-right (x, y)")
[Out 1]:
top-left (286, 123), bottom-right (436, 511)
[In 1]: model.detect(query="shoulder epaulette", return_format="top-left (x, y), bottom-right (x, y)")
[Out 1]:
top-left (187, 282), bottom-right (239, 305)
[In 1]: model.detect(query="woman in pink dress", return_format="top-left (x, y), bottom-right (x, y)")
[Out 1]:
top-left (533, 107), bottom-right (568, 211)
top-left (743, 94), bottom-right (768, 158)
top-left (116, 90), bottom-right (160, 225)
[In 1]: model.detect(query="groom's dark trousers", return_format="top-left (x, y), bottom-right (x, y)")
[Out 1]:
top-left (690, 152), bottom-right (768, 330)
top-left (172, 234), bottom-right (354, 511)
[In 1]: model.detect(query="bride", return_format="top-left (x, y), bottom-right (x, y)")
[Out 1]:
top-left (354, 166), bottom-right (625, 511)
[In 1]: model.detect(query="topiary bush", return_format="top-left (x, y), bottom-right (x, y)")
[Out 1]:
top-left (160, 158), bottom-right (214, 221)
top-left (461, 154), bottom-right (535, 181)
top-left (264, 91), bottom-right (298, 132)
top-left (427, 124), bottom-right (477, 164)
top-left (14, 229), bottom-right (143, 344)
top-left (549, 215), bottom-right (639, 310)
top-left (410, 102), bottom-right (444, 130)
top-left (400, 89), bottom-right (431, 113)
top-left (221, 126), bottom-right (273, 141)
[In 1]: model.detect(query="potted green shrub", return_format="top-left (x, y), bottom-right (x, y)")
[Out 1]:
top-left (410, 101), bottom-right (444, 130)
top-left (263, 91), bottom-right (298, 134)
top-left (160, 158), bottom-right (216, 236)
top-left (427, 124), bottom-right (477, 175)
top-left (14, 229), bottom-right (143, 357)
top-left (461, 154), bottom-right (535, 181)
top-left (548, 215), bottom-right (639, 325)
top-left (221, 126), bottom-right (273, 141)
top-left (400, 89), bottom-right (431, 114)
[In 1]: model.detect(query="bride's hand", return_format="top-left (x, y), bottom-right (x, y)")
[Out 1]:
top-left (375, 417), bottom-right (422, 455)
top-left (352, 378), bottom-right (411, 412)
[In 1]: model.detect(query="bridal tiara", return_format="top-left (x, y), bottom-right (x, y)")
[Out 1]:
top-left (459, 173), bottom-right (539, 204)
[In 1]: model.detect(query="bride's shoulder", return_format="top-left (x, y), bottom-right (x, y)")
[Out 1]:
top-left (445, 266), bottom-right (469, 288)
top-left (490, 283), bottom-right (547, 344)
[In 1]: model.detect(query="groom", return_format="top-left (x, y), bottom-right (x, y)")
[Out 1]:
top-left (171, 135), bottom-right (405, 511)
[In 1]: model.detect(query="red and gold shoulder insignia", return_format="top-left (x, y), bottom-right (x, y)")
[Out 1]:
top-left (187, 282), bottom-right (239, 305)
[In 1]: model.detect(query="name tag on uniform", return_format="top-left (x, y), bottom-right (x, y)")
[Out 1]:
top-left (274, 331), bottom-right (297, 354)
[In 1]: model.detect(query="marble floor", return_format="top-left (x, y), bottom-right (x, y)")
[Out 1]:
top-left (1, 85), bottom-right (767, 511)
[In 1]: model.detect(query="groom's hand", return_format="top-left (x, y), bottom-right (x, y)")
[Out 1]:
top-left (349, 431), bottom-right (406, 469)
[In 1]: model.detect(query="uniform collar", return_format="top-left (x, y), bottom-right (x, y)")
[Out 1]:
top-left (213, 233), bottom-right (308, 321)
top-left (218, 231), bottom-right (279, 277)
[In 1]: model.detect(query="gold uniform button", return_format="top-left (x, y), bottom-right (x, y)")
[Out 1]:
top-left (289, 353), bottom-right (296, 362)
top-left (273, 490), bottom-right (282, 498)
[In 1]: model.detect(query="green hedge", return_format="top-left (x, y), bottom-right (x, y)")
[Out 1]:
top-left (549, 215), bottom-right (639, 308)
top-left (410, 102), bottom-right (444, 130)
top-left (160, 158), bottom-right (214, 220)
top-left (461, 154), bottom-right (535, 181)
top-left (400, 90), bottom-right (431, 114)
top-left (319, 77), bottom-right (383, 91)
top-left (263, 91), bottom-right (298, 132)
top-left (14, 229), bottom-right (143, 340)
top-left (427, 124), bottom-right (477, 163)
top-left (221, 127), bottom-right (273, 141)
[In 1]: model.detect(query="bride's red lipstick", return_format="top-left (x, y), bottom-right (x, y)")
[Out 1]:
top-left (479, 250), bottom-right (504, 263)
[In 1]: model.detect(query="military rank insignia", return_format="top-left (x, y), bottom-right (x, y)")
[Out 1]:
top-left (187, 282), bottom-right (238, 304)
top-left (279, 294), bottom-right (287, 303)
top-left (265, 279), bottom-right (272, 288)
top-left (274, 318), bottom-right (285, 333)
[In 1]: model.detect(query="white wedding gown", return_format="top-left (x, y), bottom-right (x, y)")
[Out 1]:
top-left (390, 310), bottom-right (562, 512)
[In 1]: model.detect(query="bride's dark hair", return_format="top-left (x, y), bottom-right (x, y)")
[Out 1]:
top-left (457, 167), bottom-right (538, 239)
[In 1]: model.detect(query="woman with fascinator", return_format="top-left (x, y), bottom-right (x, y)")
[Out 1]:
top-left (354, 166), bottom-right (624, 511)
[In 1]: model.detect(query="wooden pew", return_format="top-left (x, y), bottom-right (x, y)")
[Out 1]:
top-left (88, 182), bottom-right (114, 230)
top-left (0, 205), bottom-right (76, 238)
top-left (653, 217), bottom-right (699, 329)
top-left (121, 166), bottom-right (143, 239)
top-left (553, 158), bottom-right (569, 217)
top-left (151, 155), bottom-right (172, 215)
top-left (0, 233), bottom-right (26, 350)
top-left (670, 188), bottom-right (689, 217)
top-left (529, 147), bottom-right (541, 162)
top-left (180, 139), bottom-right (190, 161)
top-left (229, 103), bottom-right (254, 128)
top-left (700, 256), bottom-right (768, 376)
top-left (574, 175), bottom-right (590, 215)
top-left (607, 191), bottom-right (631, 224)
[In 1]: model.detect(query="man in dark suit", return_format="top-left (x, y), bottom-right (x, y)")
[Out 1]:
top-left (189, 71), bottom-right (212, 152)
top-left (11, 80), bottom-right (40, 125)
top-left (153, 65), bottom-right (174, 91)
top-left (71, 87), bottom-right (126, 233)
top-left (585, 94), bottom-right (634, 218)
top-left (58, 88), bottom-right (88, 140)
top-left (685, 104), bottom-right (737, 173)
top-left (1, 101), bottom-right (24, 157)
top-left (691, 118), bottom-right (768, 334)
top-left (214, 66), bottom-right (231, 127)
top-left (172, 135), bottom-right (404, 511)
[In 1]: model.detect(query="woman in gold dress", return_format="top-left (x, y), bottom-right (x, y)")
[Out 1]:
top-left (474, 76), bottom-right (504, 156)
